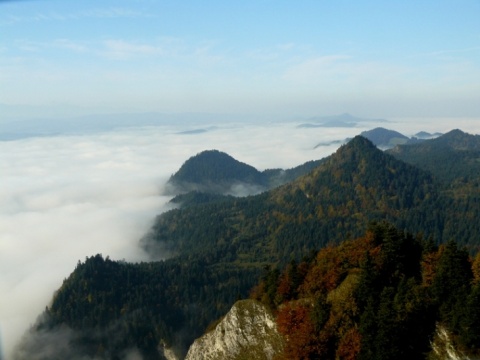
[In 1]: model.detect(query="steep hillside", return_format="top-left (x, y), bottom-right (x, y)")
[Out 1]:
top-left (250, 222), bottom-right (480, 359)
top-left (14, 255), bottom-right (258, 359)
top-left (387, 130), bottom-right (480, 248)
top-left (143, 136), bottom-right (444, 265)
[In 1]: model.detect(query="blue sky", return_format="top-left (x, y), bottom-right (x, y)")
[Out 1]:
top-left (1, 0), bottom-right (480, 119)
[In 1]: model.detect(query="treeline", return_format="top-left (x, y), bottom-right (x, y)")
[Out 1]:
top-left (251, 221), bottom-right (480, 359)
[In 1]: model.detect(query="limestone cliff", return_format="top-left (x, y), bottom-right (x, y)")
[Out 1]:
top-left (185, 299), bottom-right (284, 360)
top-left (429, 325), bottom-right (475, 360)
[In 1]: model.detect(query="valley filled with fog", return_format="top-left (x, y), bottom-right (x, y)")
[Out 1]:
top-left (1, 116), bottom-right (479, 358)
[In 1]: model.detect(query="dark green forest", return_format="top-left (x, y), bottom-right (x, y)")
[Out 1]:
top-left (15, 130), bottom-right (480, 359)
top-left (167, 149), bottom-right (324, 195)
top-left (146, 133), bottom-right (480, 264)
top-left (387, 129), bottom-right (480, 185)
top-left (17, 255), bottom-right (258, 359)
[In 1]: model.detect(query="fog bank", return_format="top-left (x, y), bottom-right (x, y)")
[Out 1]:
top-left (1, 117), bottom-right (479, 359)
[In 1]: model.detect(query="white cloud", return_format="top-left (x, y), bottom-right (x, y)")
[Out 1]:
top-left (0, 6), bottom-right (156, 26)
top-left (99, 37), bottom-right (225, 66)
top-left (53, 39), bottom-right (88, 53)
top-left (10, 38), bottom-right (89, 55)
top-left (102, 39), bottom-right (163, 60)
top-left (282, 55), bottom-right (351, 82)
top-left (79, 7), bottom-right (156, 20)
top-left (282, 55), bottom-right (414, 93)
top-left (408, 46), bottom-right (480, 60)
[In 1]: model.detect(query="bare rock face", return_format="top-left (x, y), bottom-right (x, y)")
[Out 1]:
top-left (185, 299), bottom-right (284, 360)
top-left (430, 325), bottom-right (473, 360)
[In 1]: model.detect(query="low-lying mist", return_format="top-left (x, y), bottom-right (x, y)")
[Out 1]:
top-left (1, 117), bottom-right (478, 359)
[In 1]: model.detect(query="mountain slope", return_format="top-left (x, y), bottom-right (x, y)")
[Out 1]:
top-left (250, 222), bottom-right (480, 359)
top-left (143, 136), bottom-right (442, 266)
top-left (166, 149), bottom-right (324, 197)
top-left (360, 127), bottom-right (410, 148)
top-left (167, 150), bottom-right (266, 195)
top-left (15, 255), bottom-right (258, 359)
top-left (386, 130), bottom-right (480, 249)
top-left (387, 129), bottom-right (480, 184)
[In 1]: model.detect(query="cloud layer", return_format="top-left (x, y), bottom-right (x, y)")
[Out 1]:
top-left (1, 118), bottom-right (479, 359)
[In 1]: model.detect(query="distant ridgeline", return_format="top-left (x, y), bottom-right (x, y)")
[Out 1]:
top-left (313, 126), bottom-right (443, 150)
top-left (387, 129), bottom-right (480, 184)
top-left (165, 149), bottom-right (324, 196)
top-left (346, 126), bottom-right (443, 150)
top-left (15, 129), bottom-right (480, 359)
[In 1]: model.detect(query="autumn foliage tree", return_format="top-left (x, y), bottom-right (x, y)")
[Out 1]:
top-left (252, 222), bottom-right (480, 359)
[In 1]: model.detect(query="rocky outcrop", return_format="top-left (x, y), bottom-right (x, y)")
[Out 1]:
top-left (430, 324), bottom-right (473, 360)
top-left (185, 299), bottom-right (284, 360)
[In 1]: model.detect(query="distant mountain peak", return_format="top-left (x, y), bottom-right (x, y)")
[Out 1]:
top-left (299, 113), bottom-right (387, 129)
top-left (414, 131), bottom-right (442, 139)
top-left (386, 128), bottom-right (480, 184)
top-left (429, 129), bottom-right (480, 151)
top-left (447, 128), bottom-right (465, 135)
top-left (359, 128), bottom-right (409, 149)
top-left (170, 150), bottom-right (259, 183)
top-left (340, 134), bottom-right (379, 153)
top-left (166, 149), bottom-right (327, 199)
top-left (296, 134), bottom-right (434, 208)
top-left (167, 150), bottom-right (265, 195)
top-left (322, 135), bottom-right (381, 165)
top-left (441, 128), bottom-right (469, 139)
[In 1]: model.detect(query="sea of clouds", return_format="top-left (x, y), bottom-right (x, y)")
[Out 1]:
top-left (1, 117), bottom-right (479, 359)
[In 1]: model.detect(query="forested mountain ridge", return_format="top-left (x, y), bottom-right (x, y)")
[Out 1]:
top-left (387, 129), bottom-right (480, 184)
top-left (142, 136), bottom-right (448, 266)
top-left (166, 150), bottom-right (266, 195)
top-left (15, 255), bottom-right (258, 360)
top-left (15, 133), bottom-right (480, 359)
top-left (339, 127), bottom-right (441, 150)
top-left (166, 149), bottom-right (324, 196)
top-left (387, 130), bottom-right (480, 246)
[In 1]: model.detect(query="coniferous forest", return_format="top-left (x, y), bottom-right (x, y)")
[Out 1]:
top-left (251, 221), bottom-right (480, 359)
top-left (14, 130), bottom-right (480, 359)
